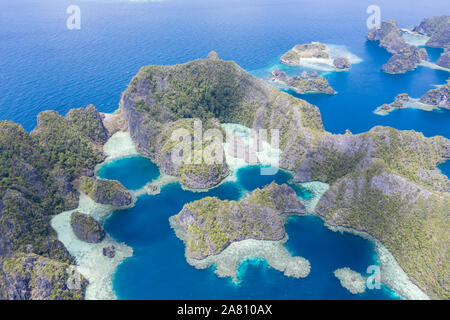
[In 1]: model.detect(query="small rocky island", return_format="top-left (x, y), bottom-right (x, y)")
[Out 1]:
top-left (268, 69), bottom-right (335, 94)
top-left (70, 211), bottom-right (105, 243)
top-left (374, 83), bottom-right (449, 115)
top-left (420, 82), bottom-right (450, 108)
top-left (334, 268), bottom-right (366, 294)
top-left (77, 176), bottom-right (133, 207)
top-left (367, 20), bottom-right (428, 74)
top-left (171, 182), bottom-right (306, 259)
top-left (280, 42), bottom-right (352, 70)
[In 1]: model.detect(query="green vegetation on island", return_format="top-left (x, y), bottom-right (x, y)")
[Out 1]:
top-left (70, 211), bottom-right (105, 243)
top-left (173, 183), bottom-right (306, 259)
top-left (77, 176), bottom-right (132, 207)
top-left (0, 105), bottom-right (109, 300)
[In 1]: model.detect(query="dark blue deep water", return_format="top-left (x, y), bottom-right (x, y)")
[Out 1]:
top-left (1, 0), bottom-right (448, 300)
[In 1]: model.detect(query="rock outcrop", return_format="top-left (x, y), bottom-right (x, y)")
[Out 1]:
top-left (77, 176), bottom-right (132, 207)
top-left (70, 212), bottom-right (105, 243)
top-left (381, 45), bottom-right (428, 74)
top-left (436, 49), bottom-right (450, 69)
top-left (102, 246), bottom-right (116, 258)
top-left (0, 253), bottom-right (87, 300)
top-left (419, 83), bottom-right (450, 109)
top-left (268, 69), bottom-right (335, 94)
top-left (333, 57), bottom-right (351, 70)
top-left (0, 105), bottom-right (109, 300)
top-left (367, 20), bottom-right (428, 73)
top-left (374, 83), bottom-right (449, 115)
top-left (172, 183), bottom-right (306, 259)
top-left (412, 15), bottom-right (450, 48)
top-left (119, 51), bottom-right (324, 184)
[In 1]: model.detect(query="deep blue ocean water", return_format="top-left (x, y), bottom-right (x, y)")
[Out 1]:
top-left (1, 0), bottom-right (449, 137)
top-left (103, 158), bottom-right (398, 299)
top-left (1, 0), bottom-right (448, 299)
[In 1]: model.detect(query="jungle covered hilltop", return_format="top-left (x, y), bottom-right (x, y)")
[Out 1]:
top-left (0, 51), bottom-right (448, 300)
top-left (120, 52), bottom-right (450, 299)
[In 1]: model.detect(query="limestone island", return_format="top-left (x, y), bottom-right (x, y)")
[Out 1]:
top-left (280, 42), bottom-right (352, 70)
top-left (1, 51), bottom-right (449, 300)
top-left (367, 20), bottom-right (428, 74)
top-left (268, 69), bottom-right (335, 95)
top-left (334, 268), bottom-right (366, 294)
top-left (412, 16), bottom-right (450, 69)
top-left (374, 82), bottom-right (449, 115)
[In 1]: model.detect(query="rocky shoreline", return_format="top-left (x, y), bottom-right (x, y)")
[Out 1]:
top-left (170, 216), bottom-right (311, 282)
top-left (280, 42), bottom-right (353, 71)
top-left (374, 83), bottom-right (449, 115)
top-left (333, 268), bottom-right (366, 295)
top-left (367, 20), bottom-right (428, 74)
top-left (367, 16), bottom-right (450, 74)
top-left (268, 69), bottom-right (335, 95)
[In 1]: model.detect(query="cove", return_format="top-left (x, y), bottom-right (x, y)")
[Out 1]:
top-left (103, 156), bottom-right (398, 299)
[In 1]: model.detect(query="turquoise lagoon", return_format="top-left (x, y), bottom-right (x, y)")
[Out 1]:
top-left (100, 156), bottom-right (399, 300)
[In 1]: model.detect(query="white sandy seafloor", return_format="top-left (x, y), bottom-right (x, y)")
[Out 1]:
top-left (52, 131), bottom-right (143, 300)
top-left (249, 43), bottom-right (363, 81)
top-left (221, 123), bottom-right (282, 181)
top-left (401, 31), bottom-right (430, 47)
top-left (98, 131), bottom-right (140, 165)
top-left (51, 194), bottom-right (133, 300)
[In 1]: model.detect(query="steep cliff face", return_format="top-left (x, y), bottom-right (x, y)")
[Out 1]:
top-left (316, 163), bottom-right (450, 299)
top-left (70, 212), bottom-right (105, 244)
top-left (119, 52), bottom-right (325, 185)
top-left (295, 126), bottom-right (450, 190)
top-left (172, 183), bottom-right (306, 259)
top-left (0, 253), bottom-right (88, 300)
top-left (419, 83), bottom-right (450, 109)
top-left (0, 105), bottom-right (109, 300)
top-left (413, 15), bottom-right (450, 48)
top-left (436, 49), bottom-right (450, 69)
top-left (367, 20), bottom-right (428, 74)
top-left (77, 176), bottom-right (132, 207)
top-left (303, 126), bottom-right (450, 299)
